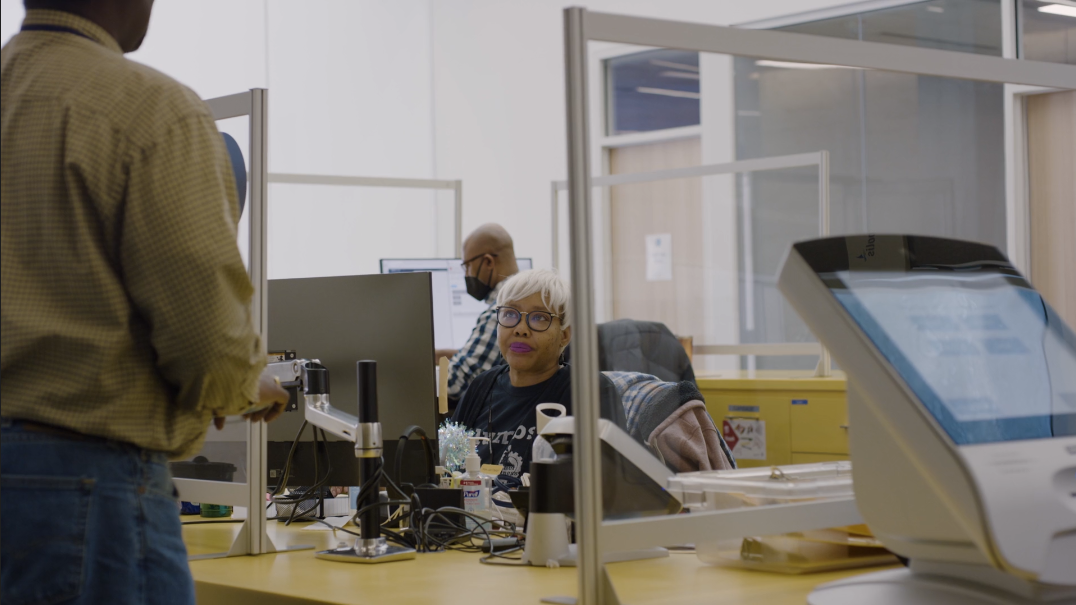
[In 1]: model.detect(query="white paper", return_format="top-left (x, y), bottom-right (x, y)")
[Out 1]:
top-left (645, 233), bottom-right (673, 282)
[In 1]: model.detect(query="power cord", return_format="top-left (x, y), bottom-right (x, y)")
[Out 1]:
top-left (268, 424), bottom-right (527, 563)
top-left (393, 425), bottom-right (438, 492)
top-left (308, 456), bottom-right (526, 562)
top-left (269, 424), bottom-right (334, 525)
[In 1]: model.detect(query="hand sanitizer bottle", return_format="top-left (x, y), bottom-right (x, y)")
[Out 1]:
top-left (460, 436), bottom-right (492, 528)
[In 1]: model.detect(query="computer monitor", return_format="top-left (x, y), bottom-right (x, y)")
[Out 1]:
top-left (778, 235), bottom-right (1075, 604)
top-left (266, 273), bottom-right (439, 486)
top-left (380, 258), bottom-right (533, 350)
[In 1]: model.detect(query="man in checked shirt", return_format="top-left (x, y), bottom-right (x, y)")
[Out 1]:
top-left (436, 223), bottom-right (522, 406)
top-left (1, 1), bottom-right (289, 603)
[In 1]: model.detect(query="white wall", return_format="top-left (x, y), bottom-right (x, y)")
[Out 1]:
top-left (131, 0), bottom-right (269, 99)
top-left (1, 2), bottom-right (268, 99)
top-left (262, 0), bottom-right (438, 279)
top-left (2, 0), bottom-right (437, 280)
top-left (430, 0), bottom-right (858, 274)
top-left (0, 1), bottom-right (24, 47)
top-left (428, 0), bottom-right (853, 360)
top-left (2, 0), bottom-right (853, 283)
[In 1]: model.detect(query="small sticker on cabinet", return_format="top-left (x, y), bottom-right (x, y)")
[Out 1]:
top-left (792, 399), bottom-right (808, 405)
top-left (722, 418), bottom-right (766, 460)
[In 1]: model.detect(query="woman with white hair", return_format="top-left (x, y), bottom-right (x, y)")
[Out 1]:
top-left (450, 269), bottom-right (626, 482)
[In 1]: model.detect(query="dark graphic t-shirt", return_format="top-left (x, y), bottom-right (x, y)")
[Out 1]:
top-left (450, 364), bottom-right (626, 480)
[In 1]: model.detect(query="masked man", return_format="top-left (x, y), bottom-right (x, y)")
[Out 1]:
top-left (436, 223), bottom-right (520, 402)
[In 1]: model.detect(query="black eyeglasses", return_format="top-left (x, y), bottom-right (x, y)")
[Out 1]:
top-left (460, 252), bottom-right (498, 270)
top-left (496, 306), bottom-right (561, 332)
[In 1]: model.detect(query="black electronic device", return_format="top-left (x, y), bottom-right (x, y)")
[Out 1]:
top-left (412, 487), bottom-right (465, 539)
top-left (267, 439), bottom-right (437, 489)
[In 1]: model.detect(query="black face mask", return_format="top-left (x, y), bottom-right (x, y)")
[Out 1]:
top-left (464, 253), bottom-right (496, 301)
top-left (465, 255), bottom-right (495, 301)
top-left (465, 274), bottom-right (493, 302)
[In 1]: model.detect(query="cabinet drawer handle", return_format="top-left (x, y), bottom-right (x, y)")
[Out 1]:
top-left (838, 424), bottom-right (849, 430)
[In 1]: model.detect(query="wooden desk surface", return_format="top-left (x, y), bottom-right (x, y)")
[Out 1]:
top-left (184, 520), bottom-right (893, 605)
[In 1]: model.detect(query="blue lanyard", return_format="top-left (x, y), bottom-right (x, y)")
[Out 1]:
top-left (20, 24), bottom-right (96, 44)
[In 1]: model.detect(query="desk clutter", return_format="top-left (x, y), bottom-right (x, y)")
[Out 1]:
top-left (183, 354), bottom-right (897, 575)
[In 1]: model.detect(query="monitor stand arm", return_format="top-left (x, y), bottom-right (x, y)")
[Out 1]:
top-left (302, 361), bottom-right (416, 564)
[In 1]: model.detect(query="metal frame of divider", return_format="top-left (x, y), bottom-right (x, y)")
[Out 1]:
top-left (562, 8), bottom-right (1076, 604)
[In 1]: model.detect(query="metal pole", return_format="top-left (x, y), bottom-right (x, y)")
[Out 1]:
top-left (1001, 0), bottom-right (1031, 277)
top-left (564, 8), bottom-right (604, 605)
top-left (454, 180), bottom-right (464, 255)
top-left (1001, 0), bottom-right (1019, 60)
top-left (817, 150), bottom-right (832, 378)
top-left (551, 182), bottom-right (560, 271)
top-left (247, 88), bottom-right (271, 554)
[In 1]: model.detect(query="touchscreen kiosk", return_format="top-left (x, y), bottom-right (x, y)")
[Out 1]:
top-left (777, 235), bottom-right (1075, 604)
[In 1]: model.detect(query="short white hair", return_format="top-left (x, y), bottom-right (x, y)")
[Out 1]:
top-left (496, 269), bottom-right (571, 329)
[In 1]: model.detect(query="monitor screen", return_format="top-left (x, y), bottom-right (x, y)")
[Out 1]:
top-left (379, 258), bottom-right (534, 350)
top-left (796, 236), bottom-right (1076, 446)
top-left (267, 272), bottom-right (437, 442)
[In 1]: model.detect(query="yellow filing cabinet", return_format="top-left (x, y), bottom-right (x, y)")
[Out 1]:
top-left (697, 371), bottom-right (848, 468)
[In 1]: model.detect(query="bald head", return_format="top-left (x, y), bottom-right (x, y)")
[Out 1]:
top-left (461, 223), bottom-right (519, 288)
top-left (464, 223), bottom-right (513, 253)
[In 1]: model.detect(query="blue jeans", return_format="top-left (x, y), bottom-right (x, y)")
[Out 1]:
top-left (1, 420), bottom-right (195, 605)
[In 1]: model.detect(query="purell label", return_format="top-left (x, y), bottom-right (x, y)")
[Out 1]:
top-left (460, 477), bottom-right (487, 527)
top-left (461, 478), bottom-right (482, 509)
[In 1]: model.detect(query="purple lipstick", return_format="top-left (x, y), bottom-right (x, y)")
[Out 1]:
top-left (509, 342), bottom-right (533, 353)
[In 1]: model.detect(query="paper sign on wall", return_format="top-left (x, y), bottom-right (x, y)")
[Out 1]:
top-left (722, 417), bottom-right (766, 460)
top-left (645, 233), bottom-right (673, 281)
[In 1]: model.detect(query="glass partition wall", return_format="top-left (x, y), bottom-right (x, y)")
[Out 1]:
top-left (741, 0), bottom-right (1008, 369)
top-left (591, 0), bottom-right (1059, 372)
top-left (563, 9), bottom-right (1075, 605)
top-left (1021, 0), bottom-right (1076, 64)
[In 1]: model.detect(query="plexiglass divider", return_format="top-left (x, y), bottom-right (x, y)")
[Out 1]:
top-left (551, 151), bottom-right (832, 376)
top-left (562, 8), bottom-right (1076, 605)
top-left (266, 173), bottom-right (463, 257)
top-left (175, 89), bottom-right (313, 559)
top-left (179, 91), bottom-right (465, 560)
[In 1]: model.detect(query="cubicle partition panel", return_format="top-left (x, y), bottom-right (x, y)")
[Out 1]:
top-left (175, 92), bottom-right (463, 560)
top-left (266, 173), bottom-right (463, 259)
top-left (176, 95), bottom-right (462, 559)
top-left (561, 9), bottom-right (1076, 605)
top-left (174, 89), bottom-right (308, 559)
top-left (551, 151), bottom-right (833, 375)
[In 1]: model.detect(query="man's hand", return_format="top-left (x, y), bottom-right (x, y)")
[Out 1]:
top-left (246, 371), bottom-right (291, 422)
top-left (212, 370), bottom-right (291, 429)
top-left (435, 348), bottom-right (458, 364)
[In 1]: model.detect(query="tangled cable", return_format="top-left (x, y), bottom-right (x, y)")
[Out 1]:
top-left (271, 420), bottom-right (528, 564)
